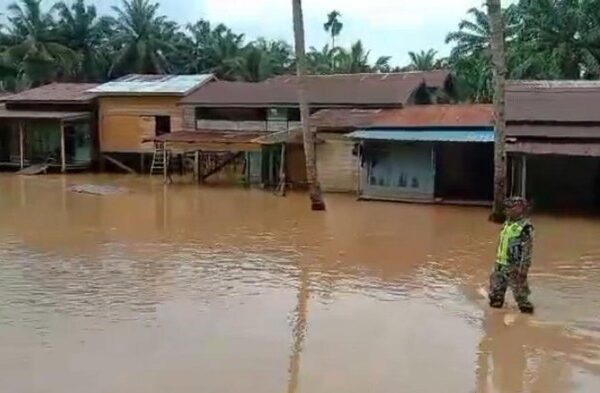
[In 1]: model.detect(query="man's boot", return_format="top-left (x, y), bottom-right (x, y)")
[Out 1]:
top-left (518, 302), bottom-right (534, 314)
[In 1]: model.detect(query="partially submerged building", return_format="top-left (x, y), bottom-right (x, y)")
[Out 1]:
top-left (89, 74), bottom-right (214, 173)
top-left (180, 71), bottom-right (455, 187)
top-left (506, 81), bottom-right (600, 210)
top-left (0, 83), bottom-right (98, 172)
top-left (348, 105), bottom-right (494, 204)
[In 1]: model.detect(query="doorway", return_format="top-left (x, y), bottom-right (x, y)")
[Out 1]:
top-left (155, 116), bottom-right (171, 136)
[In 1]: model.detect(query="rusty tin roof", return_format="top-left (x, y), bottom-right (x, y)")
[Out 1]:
top-left (4, 83), bottom-right (99, 104)
top-left (507, 80), bottom-right (600, 122)
top-left (180, 70), bottom-right (451, 107)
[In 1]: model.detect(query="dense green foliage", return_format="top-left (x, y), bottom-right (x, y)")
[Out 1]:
top-left (1, 0), bottom-right (599, 101)
top-left (447, 0), bottom-right (600, 102)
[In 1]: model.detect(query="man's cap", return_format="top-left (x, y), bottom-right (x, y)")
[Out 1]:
top-left (504, 196), bottom-right (528, 208)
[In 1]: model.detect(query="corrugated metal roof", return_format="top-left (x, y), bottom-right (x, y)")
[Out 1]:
top-left (252, 129), bottom-right (324, 145)
top-left (143, 130), bottom-right (264, 144)
top-left (89, 74), bottom-right (214, 96)
top-left (372, 104), bottom-right (494, 127)
top-left (348, 128), bottom-right (494, 142)
top-left (310, 108), bottom-right (382, 129)
top-left (5, 83), bottom-right (98, 103)
top-left (506, 80), bottom-right (600, 122)
top-left (180, 70), bottom-right (452, 106)
top-left (0, 104), bottom-right (90, 120)
top-left (507, 124), bottom-right (600, 138)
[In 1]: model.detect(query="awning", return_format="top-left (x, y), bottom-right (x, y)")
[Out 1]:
top-left (252, 129), bottom-right (324, 145)
top-left (0, 104), bottom-right (90, 121)
top-left (347, 128), bottom-right (494, 142)
top-left (507, 141), bottom-right (600, 156)
top-left (143, 130), bottom-right (264, 152)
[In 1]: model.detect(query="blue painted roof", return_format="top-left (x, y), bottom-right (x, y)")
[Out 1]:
top-left (347, 128), bottom-right (494, 143)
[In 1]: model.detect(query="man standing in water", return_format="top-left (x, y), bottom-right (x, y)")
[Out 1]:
top-left (489, 197), bottom-right (535, 314)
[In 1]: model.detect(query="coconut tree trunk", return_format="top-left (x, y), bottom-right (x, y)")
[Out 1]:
top-left (487, 0), bottom-right (507, 222)
top-left (292, 0), bottom-right (326, 211)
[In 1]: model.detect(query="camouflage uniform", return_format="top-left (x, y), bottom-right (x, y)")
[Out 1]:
top-left (489, 199), bottom-right (535, 313)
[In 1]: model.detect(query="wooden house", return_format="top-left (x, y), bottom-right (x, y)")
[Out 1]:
top-left (348, 105), bottom-right (495, 205)
top-left (89, 74), bottom-right (214, 173)
top-left (506, 81), bottom-right (600, 210)
top-left (0, 83), bottom-right (98, 173)
top-left (179, 71), bottom-right (455, 188)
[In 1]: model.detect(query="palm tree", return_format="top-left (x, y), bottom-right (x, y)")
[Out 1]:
top-left (291, 0), bottom-right (326, 211)
top-left (238, 39), bottom-right (292, 81)
top-left (372, 55), bottom-right (392, 73)
top-left (446, 5), bottom-right (518, 102)
top-left (54, 0), bottom-right (112, 82)
top-left (109, 0), bottom-right (172, 76)
top-left (408, 49), bottom-right (439, 71)
top-left (307, 45), bottom-right (336, 74)
top-left (513, 0), bottom-right (600, 79)
top-left (446, 7), bottom-right (494, 59)
top-left (487, 0), bottom-right (507, 222)
top-left (201, 23), bottom-right (245, 79)
top-left (334, 40), bottom-right (371, 73)
top-left (323, 10), bottom-right (343, 48)
top-left (5, 0), bottom-right (76, 86)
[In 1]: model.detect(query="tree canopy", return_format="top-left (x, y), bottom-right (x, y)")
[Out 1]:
top-left (1, 0), bottom-right (599, 101)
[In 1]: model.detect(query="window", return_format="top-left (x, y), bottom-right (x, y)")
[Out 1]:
top-left (155, 116), bottom-right (171, 136)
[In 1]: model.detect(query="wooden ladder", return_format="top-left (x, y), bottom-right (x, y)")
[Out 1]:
top-left (150, 143), bottom-right (169, 176)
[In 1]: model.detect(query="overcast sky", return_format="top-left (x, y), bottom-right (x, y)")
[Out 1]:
top-left (0, 0), bottom-right (494, 65)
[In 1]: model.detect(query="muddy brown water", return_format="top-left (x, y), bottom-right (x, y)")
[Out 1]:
top-left (1, 174), bottom-right (600, 393)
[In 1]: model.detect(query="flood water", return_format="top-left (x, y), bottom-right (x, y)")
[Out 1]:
top-left (1, 174), bottom-right (600, 393)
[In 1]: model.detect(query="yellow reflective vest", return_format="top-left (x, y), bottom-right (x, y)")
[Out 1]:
top-left (496, 220), bottom-right (528, 266)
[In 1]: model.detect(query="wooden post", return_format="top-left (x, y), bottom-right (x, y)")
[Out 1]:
top-left (509, 155), bottom-right (516, 196)
top-left (244, 152), bottom-right (251, 186)
top-left (269, 148), bottom-right (275, 186)
top-left (140, 153), bottom-right (145, 174)
top-left (276, 144), bottom-right (287, 196)
top-left (163, 143), bottom-right (168, 183)
top-left (521, 155), bottom-right (527, 198)
top-left (18, 122), bottom-right (24, 169)
top-left (60, 122), bottom-right (66, 173)
top-left (194, 151), bottom-right (199, 183)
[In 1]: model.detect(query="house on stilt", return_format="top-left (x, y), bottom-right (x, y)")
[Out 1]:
top-left (506, 81), bottom-right (600, 211)
top-left (179, 71), bottom-right (455, 188)
top-left (348, 104), bottom-right (495, 205)
top-left (0, 83), bottom-right (98, 173)
top-left (88, 74), bottom-right (215, 174)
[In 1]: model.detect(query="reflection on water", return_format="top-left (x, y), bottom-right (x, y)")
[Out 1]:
top-left (1, 174), bottom-right (600, 392)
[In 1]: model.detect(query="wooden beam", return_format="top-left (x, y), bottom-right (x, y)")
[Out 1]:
top-left (60, 122), bottom-right (66, 173)
top-left (202, 152), bottom-right (242, 181)
top-left (18, 122), bottom-right (24, 169)
top-left (102, 154), bottom-right (136, 174)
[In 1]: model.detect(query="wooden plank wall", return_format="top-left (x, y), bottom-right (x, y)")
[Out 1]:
top-left (99, 96), bottom-right (184, 153)
top-left (316, 133), bottom-right (358, 193)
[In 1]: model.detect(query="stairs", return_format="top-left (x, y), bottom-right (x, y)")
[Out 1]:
top-left (150, 143), bottom-right (169, 176)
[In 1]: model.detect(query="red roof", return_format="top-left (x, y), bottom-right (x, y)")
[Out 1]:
top-left (371, 104), bottom-right (494, 127)
top-left (180, 70), bottom-right (451, 107)
top-left (5, 83), bottom-right (99, 104)
top-left (507, 80), bottom-right (600, 122)
top-left (310, 108), bottom-right (382, 129)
